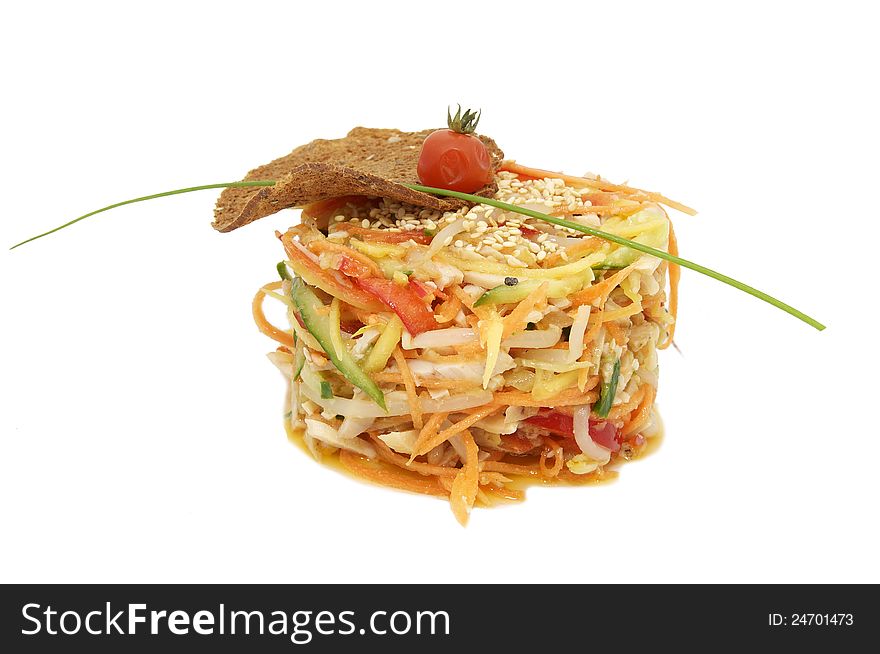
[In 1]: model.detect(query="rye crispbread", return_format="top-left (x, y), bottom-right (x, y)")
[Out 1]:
top-left (213, 127), bottom-right (504, 232)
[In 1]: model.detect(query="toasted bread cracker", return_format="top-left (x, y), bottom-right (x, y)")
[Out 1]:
top-left (213, 127), bottom-right (504, 232)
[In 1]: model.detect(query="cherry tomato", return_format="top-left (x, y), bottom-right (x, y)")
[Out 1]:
top-left (417, 129), bottom-right (491, 193)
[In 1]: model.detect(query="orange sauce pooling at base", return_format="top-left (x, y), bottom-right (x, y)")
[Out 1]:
top-left (282, 407), bottom-right (664, 508)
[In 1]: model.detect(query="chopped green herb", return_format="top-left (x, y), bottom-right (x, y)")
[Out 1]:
top-left (320, 381), bottom-right (333, 399)
top-left (595, 360), bottom-right (621, 418)
top-left (423, 229), bottom-right (436, 237)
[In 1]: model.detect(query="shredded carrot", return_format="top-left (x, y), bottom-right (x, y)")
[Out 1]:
top-left (500, 161), bottom-right (697, 216)
top-left (449, 430), bottom-right (480, 526)
top-left (370, 373), bottom-right (480, 391)
top-left (658, 221), bottom-right (679, 350)
top-left (551, 204), bottom-right (641, 217)
top-left (433, 291), bottom-right (462, 324)
top-left (479, 472), bottom-right (513, 486)
top-left (437, 476), bottom-right (454, 493)
top-left (451, 286), bottom-right (477, 311)
top-left (502, 282), bottom-right (548, 338)
top-left (338, 450), bottom-right (446, 496)
top-left (608, 385), bottom-right (649, 421)
top-left (604, 320), bottom-right (627, 346)
top-left (581, 191), bottom-right (617, 206)
top-left (493, 383), bottom-right (599, 407)
top-left (622, 386), bottom-right (657, 437)
top-left (342, 224), bottom-right (433, 245)
top-left (539, 444), bottom-right (564, 478)
top-left (482, 460), bottom-right (542, 477)
top-left (415, 404), bottom-right (501, 457)
top-left (253, 282), bottom-right (295, 348)
top-left (391, 347), bottom-right (422, 430)
top-left (544, 238), bottom-right (603, 267)
top-left (369, 436), bottom-right (458, 477)
top-left (307, 239), bottom-right (383, 278)
top-left (410, 412), bottom-right (449, 461)
top-left (569, 264), bottom-right (638, 307)
top-left (580, 311), bottom-right (604, 350)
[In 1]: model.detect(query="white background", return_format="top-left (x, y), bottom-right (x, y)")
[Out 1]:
top-left (1, 1), bottom-right (877, 583)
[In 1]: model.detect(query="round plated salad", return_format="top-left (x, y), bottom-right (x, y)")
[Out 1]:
top-left (257, 161), bottom-right (677, 525)
top-left (12, 107), bottom-right (822, 525)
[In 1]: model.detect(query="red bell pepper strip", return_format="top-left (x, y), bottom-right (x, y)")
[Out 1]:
top-left (344, 225), bottom-right (434, 245)
top-left (354, 277), bottom-right (438, 335)
top-left (525, 411), bottom-right (621, 453)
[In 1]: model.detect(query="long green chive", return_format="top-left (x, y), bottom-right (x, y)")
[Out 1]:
top-left (9, 181), bottom-right (277, 250)
top-left (404, 183), bottom-right (825, 331)
top-left (8, 176), bottom-right (824, 332)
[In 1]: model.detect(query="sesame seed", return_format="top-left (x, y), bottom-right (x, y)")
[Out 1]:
top-left (537, 251), bottom-right (547, 261)
top-left (454, 240), bottom-right (464, 248)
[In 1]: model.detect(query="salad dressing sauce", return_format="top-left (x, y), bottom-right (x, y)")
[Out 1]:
top-left (281, 408), bottom-right (663, 498)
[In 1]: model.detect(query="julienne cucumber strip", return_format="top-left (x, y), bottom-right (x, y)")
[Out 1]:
top-left (9, 178), bottom-right (825, 331)
top-left (277, 261), bottom-right (387, 410)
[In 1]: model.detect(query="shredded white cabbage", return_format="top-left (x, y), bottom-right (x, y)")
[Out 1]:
top-left (304, 418), bottom-right (376, 458)
top-left (567, 304), bottom-right (591, 362)
top-left (377, 429), bottom-right (419, 455)
top-left (502, 325), bottom-right (562, 349)
top-left (402, 327), bottom-right (477, 350)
